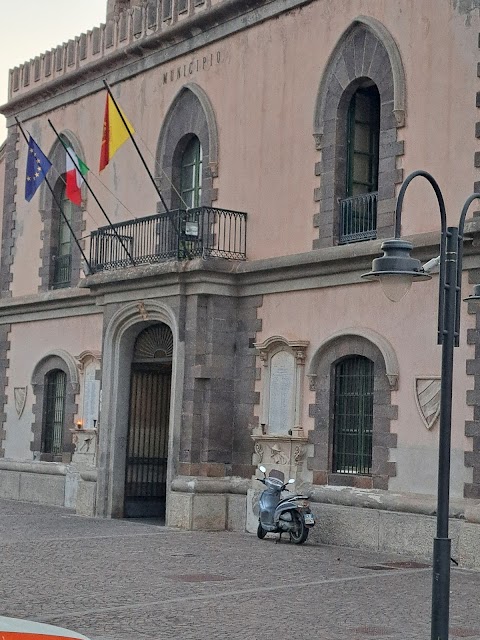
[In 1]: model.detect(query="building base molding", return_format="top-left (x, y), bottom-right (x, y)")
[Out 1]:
top-left (169, 476), bottom-right (249, 531)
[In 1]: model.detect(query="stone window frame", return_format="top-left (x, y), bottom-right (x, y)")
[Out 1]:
top-left (31, 349), bottom-right (80, 463)
top-left (307, 329), bottom-right (398, 490)
top-left (38, 132), bottom-right (87, 292)
top-left (156, 83), bottom-right (219, 210)
top-left (312, 16), bottom-right (406, 249)
top-left (254, 336), bottom-right (308, 436)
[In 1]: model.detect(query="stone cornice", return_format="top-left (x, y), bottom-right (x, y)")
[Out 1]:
top-left (1, 227), bottom-right (479, 322)
top-left (0, 287), bottom-right (99, 323)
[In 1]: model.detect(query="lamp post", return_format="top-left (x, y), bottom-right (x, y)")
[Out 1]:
top-left (362, 170), bottom-right (480, 640)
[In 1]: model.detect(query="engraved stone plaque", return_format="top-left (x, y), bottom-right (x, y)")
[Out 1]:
top-left (83, 362), bottom-right (100, 429)
top-left (268, 351), bottom-right (295, 434)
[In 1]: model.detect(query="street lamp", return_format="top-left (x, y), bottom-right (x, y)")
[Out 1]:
top-left (362, 170), bottom-right (480, 640)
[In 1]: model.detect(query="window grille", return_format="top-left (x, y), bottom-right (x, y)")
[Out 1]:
top-left (332, 356), bottom-right (373, 474)
top-left (43, 370), bottom-right (67, 455)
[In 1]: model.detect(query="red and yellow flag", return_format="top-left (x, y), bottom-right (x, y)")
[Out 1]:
top-left (99, 93), bottom-right (135, 172)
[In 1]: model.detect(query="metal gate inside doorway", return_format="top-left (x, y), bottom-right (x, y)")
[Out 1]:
top-left (124, 364), bottom-right (171, 518)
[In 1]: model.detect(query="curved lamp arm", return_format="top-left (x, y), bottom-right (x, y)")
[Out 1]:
top-left (395, 170), bottom-right (447, 239)
top-left (395, 171), bottom-right (447, 343)
top-left (454, 193), bottom-right (480, 345)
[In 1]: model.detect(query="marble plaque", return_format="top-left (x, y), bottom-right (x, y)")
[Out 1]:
top-left (268, 351), bottom-right (294, 434)
top-left (83, 363), bottom-right (100, 429)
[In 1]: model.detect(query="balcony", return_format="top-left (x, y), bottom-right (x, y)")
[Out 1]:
top-left (339, 192), bottom-right (378, 244)
top-left (89, 207), bottom-right (247, 273)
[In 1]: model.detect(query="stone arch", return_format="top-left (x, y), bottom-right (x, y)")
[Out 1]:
top-left (308, 327), bottom-right (399, 390)
top-left (312, 17), bottom-right (406, 248)
top-left (307, 329), bottom-right (398, 490)
top-left (31, 348), bottom-right (80, 392)
top-left (313, 16), bottom-right (406, 142)
top-left (155, 83), bottom-right (219, 209)
top-left (30, 349), bottom-right (79, 461)
top-left (96, 300), bottom-right (181, 518)
top-left (37, 130), bottom-right (87, 291)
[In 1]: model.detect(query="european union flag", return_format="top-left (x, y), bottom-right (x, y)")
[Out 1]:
top-left (25, 136), bottom-right (52, 202)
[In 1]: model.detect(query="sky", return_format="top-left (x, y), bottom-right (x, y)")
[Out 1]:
top-left (0, 1), bottom-right (107, 143)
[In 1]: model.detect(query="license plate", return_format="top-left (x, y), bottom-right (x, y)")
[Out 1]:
top-left (304, 513), bottom-right (314, 525)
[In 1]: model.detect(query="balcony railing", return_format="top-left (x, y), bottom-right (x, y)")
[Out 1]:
top-left (339, 192), bottom-right (378, 244)
top-left (89, 207), bottom-right (247, 273)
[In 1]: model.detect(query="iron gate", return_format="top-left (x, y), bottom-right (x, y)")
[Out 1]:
top-left (124, 365), bottom-right (171, 517)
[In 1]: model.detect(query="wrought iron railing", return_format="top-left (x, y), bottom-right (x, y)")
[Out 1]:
top-left (52, 254), bottom-right (72, 288)
top-left (90, 207), bottom-right (247, 273)
top-left (339, 192), bottom-right (378, 244)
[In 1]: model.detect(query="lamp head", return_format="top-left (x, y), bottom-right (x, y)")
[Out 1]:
top-left (362, 238), bottom-right (431, 302)
top-left (464, 283), bottom-right (480, 302)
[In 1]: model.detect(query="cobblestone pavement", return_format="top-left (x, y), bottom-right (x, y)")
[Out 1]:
top-left (1, 499), bottom-right (480, 640)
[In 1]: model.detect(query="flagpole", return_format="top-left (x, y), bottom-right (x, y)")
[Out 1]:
top-left (15, 118), bottom-right (93, 275)
top-left (103, 80), bottom-right (191, 260)
top-left (47, 119), bottom-right (135, 267)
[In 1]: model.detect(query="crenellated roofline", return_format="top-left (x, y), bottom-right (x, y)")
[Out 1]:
top-left (0, 0), bottom-right (315, 125)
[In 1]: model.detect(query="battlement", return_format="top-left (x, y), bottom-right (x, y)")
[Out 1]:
top-left (8, 0), bottom-right (220, 101)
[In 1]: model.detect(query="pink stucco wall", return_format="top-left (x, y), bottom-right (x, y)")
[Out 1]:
top-left (3, 314), bottom-right (103, 459)
top-left (10, 0), bottom-right (480, 296)
top-left (254, 270), bottom-right (475, 497)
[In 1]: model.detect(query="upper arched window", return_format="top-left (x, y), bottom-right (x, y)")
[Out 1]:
top-left (180, 136), bottom-right (202, 209)
top-left (156, 85), bottom-right (218, 211)
top-left (313, 20), bottom-right (406, 250)
top-left (340, 84), bottom-right (380, 244)
top-left (346, 85), bottom-right (380, 199)
top-left (52, 181), bottom-right (74, 288)
top-left (39, 134), bottom-right (86, 292)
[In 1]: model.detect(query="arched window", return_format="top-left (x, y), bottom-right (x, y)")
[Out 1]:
top-left (52, 184), bottom-right (74, 288)
top-left (340, 83), bottom-right (380, 244)
top-left (43, 369), bottom-right (67, 455)
top-left (39, 133), bottom-right (86, 292)
top-left (156, 85), bottom-right (218, 210)
top-left (346, 85), bottom-right (380, 199)
top-left (313, 20), bottom-right (406, 249)
top-left (180, 136), bottom-right (202, 209)
top-left (332, 356), bottom-right (373, 474)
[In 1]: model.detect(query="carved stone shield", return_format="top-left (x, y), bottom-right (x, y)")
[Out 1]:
top-left (14, 387), bottom-right (27, 418)
top-left (414, 377), bottom-right (441, 430)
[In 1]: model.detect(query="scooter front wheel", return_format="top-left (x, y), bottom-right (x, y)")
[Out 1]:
top-left (290, 511), bottom-right (308, 544)
top-left (257, 522), bottom-right (267, 539)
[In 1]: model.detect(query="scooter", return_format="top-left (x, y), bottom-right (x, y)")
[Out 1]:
top-left (256, 465), bottom-right (315, 544)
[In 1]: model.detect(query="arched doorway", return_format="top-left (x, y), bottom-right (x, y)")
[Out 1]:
top-left (124, 323), bottom-right (173, 518)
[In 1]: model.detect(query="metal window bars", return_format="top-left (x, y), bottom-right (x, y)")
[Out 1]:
top-left (332, 356), bottom-right (374, 475)
top-left (339, 192), bottom-right (378, 244)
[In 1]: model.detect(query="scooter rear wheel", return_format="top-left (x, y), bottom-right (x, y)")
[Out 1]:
top-left (257, 522), bottom-right (267, 539)
top-left (290, 511), bottom-right (308, 544)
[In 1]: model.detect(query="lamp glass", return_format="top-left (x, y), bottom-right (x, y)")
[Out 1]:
top-left (378, 273), bottom-right (413, 302)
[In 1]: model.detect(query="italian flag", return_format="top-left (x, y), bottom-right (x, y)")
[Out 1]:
top-left (65, 147), bottom-right (88, 205)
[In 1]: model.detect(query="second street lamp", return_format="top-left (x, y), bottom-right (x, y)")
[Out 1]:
top-left (362, 170), bottom-right (480, 640)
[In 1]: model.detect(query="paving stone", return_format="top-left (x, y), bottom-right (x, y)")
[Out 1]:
top-left (0, 499), bottom-right (479, 639)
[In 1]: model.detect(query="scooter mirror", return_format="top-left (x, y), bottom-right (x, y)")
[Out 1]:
top-left (287, 478), bottom-right (295, 484)
top-left (259, 465), bottom-right (266, 474)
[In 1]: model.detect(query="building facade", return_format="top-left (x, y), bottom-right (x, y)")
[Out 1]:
top-left (1, 0), bottom-right (480, 563)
